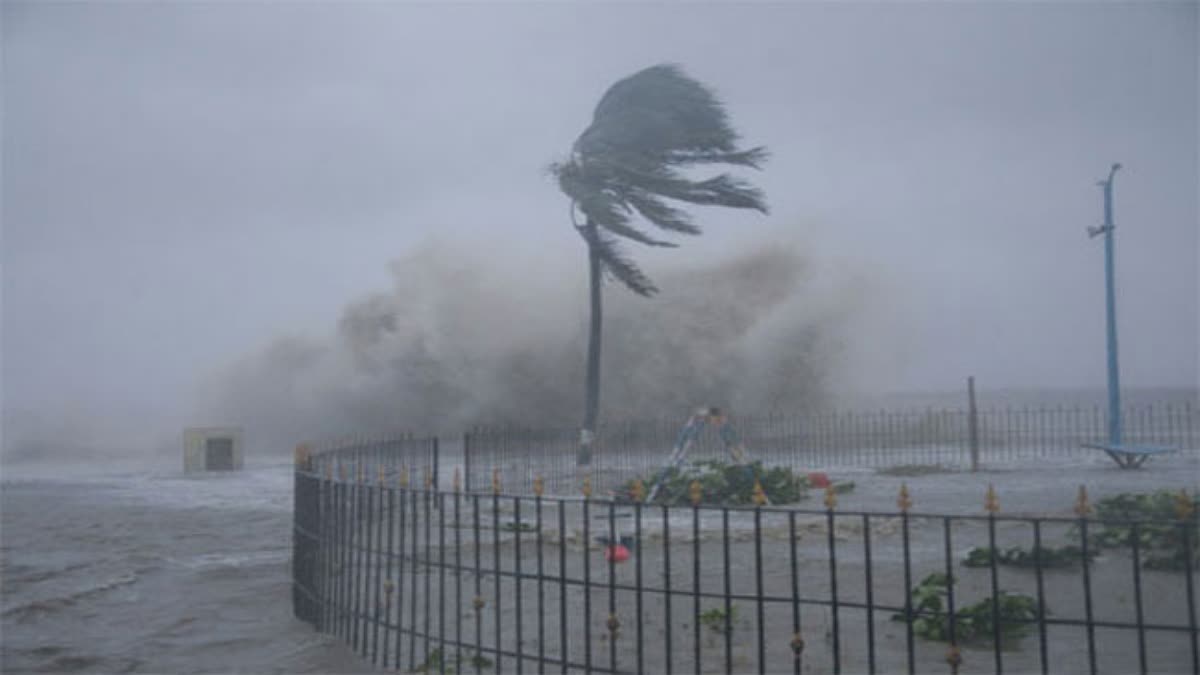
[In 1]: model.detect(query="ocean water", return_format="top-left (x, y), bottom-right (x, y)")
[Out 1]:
top-left (0, 460), bottom-right (375, 674)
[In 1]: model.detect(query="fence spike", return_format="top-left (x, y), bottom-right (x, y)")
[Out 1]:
top-left (790, 632), bottom-right (805, 657)
top-left (399, 465), bottom-right (410, 488)
top-left (473, 595), bottom-right (486, 612)
top-left (752, 478), bottom-right (767, 507)
top-left (533, 474), bottom-right (544, 497)
top-left (377, 465), bottom-right (386, 485)
top-left (606, 613), bottom-right (621, 638)
top-left (325, 462), bottom-right (333, 480)
top-left (491, 468), bottom-right (501, 495)
top-left (1074, 484), bottom-right (1091, 517)
top-left (689, 480), bottom-right (703, 506)
top-left (631, 479), bottom-right (646, 504)
top-left (1175, 489), bottom-right (1195, 521)
top-left (582, 476), bottom-right (593, 499)
top-left (946, 644), bottom-right (962, 673)
top-left (823, 484), bottom-right (837, 510)
top-left (897, 483), bottom-right (913, 512)
top-left (356, 462), bottom-right (364, 484)
top-left (424, 466), bottom-right (433, 489)
top-left (453, 467), bottom-right (462, 493)
top-left (339, 462), bottom-right (347, 482)
top-left (984, 483), bottom-right (999, 514)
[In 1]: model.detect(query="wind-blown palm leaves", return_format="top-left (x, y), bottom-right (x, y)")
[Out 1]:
top-left (554, 64), bottom-right (769, 295)
top-left (552, 64), bottom-right (769, 466)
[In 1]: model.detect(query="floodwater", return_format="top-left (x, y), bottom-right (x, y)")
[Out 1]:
top-left (0, 460), bottom-right (376, 674)
top-left (2, 450), bottom-right (1196, 674)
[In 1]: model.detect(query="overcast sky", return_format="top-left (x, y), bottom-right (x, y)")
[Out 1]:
top-left (3, 1), bottom-right (1196, 453)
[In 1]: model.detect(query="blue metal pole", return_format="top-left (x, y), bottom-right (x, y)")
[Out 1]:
top-left (1094, 164), bottom-right (1123, 445)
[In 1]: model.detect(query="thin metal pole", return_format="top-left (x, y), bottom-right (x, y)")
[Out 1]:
top-left (1032, 521), bottom-right (1049, 675)
top-left (1079, 517), bottom-right (1097, 675)
top-left (341, 479), bottom-right (352, 640)
top-left (943, 519), bottom-right (959, 672)
top-left (607, 499), bottom-right (618, 671)
top-left (692, 503), bottom-right (701, 675)
top-left (454, 488), bottom-right (463, 672)
top-left (1090, 163), bottom-right (1123, 445)
top-left (352, 477), bottom-right (364, 651)
top-left (987, 513), bottom-right (1002, 674)
top-left (408, 489), bottom-right (420, 671)
top-left (491, 491), bottom-right (501, 673)
top-left (423, 482), bottom-right (432, 670)
top-left (558, 501), bottom-right (569, 674)
top-left (663, 503), bottom-right (673, 675)
top-left (754, 507), bottom-right (766, 675)
top-left (1131, 522), bottom-right (1148, 675)
top-left (463, 432), bottom-right (473, 493)
top-left (1181, 516), bottom-right (1198, 673)
top-left (635, 501), bottom-right (645, 675)
top-left (472, 495), bottom-right (483, 675)
top-left (968, 376), bottom-right (980, 471)
top-left (536, 494), bottom-right (545, 672)
top-left (789, 511), bottom-right (802, 675)
top-left (319, 473), bottom-right (331, 632)
top-left (583, 497), bottom-right (593, 672)
top-left (384, 485), bottom-right (396, 668)
top-left (514, 497), bottom-right (524, 674)
top-left (395, 482), bottom-right (408, 670)
top-left (438, 491), bottom-right (447, 674)
top-left (862, 513), bottom-right (876, 674)
top-left (826, 507), bottom-right (840, 674)
top-left (722, 508), bottom-right (733, 675)
top-left (366, 481), bottom-right (378, 664)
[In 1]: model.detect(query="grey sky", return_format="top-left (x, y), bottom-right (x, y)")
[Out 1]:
top-left (3, 2), bottom-right (1196, 454)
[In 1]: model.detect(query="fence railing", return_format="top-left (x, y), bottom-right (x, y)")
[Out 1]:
top-left (292, 441), bottom-right (1200, 674)
top-left (464, 402), bottom-right (1200, 496)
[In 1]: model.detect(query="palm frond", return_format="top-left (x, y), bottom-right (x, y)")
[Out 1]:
top-left (596, 217), bottom-right (678, 248)
top-left (605, 163), bottom-right (769, 214)
top-left (665, 146), bottom-right (769, 169)
top-left (585, 228), bottom-right (658, 297)
top-left (624, 191), bottom-right (701, 235)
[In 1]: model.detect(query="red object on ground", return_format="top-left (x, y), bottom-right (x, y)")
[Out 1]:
top-left (604, 544), bottom-right (631, 563)
top-left (807, 472), bottom-right (831, 489)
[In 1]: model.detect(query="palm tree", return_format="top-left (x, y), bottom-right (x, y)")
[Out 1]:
top-left (552, 64), bottom-right (769, 467)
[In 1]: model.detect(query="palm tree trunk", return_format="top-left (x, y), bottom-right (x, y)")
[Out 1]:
top-left (579, 223), bottom-right (602, 466)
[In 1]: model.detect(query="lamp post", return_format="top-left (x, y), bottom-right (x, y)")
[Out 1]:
top-left (1087, 163), bottom-right (1123, 446)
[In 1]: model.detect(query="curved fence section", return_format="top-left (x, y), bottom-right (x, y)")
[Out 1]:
top-left (293, 441), bottom-right (1200, 674)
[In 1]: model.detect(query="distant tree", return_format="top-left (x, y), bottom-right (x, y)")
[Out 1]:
top-left (551, 64), bottom-right (769, 466)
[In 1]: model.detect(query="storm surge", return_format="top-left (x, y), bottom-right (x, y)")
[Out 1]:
top-left (206, 239), bottom-right (884, 451)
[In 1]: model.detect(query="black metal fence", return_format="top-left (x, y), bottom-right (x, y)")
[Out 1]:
top-left (306, 435), bottom-right (440, 488)
top-left (464, 402), bottom-right (1200, 496)
top-left (292, 440), bottom-right (1200, 674)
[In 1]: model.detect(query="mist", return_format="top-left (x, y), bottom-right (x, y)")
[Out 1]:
top-left (196, 234), bottom-right (894, 451)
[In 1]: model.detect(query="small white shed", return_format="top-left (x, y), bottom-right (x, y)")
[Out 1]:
top-left (183, 427), bottom-right (244, 472)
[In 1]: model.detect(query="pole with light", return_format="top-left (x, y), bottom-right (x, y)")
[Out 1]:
top-left (1087, 162), bottom-right (1123, 446)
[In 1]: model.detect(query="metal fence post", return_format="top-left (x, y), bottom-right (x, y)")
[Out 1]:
top-left (463, 432), bottom-right (472, 494)
top-left (968, 376), bottom-right (980, 472)
top-left (432, 436), bottom-right (440, 493)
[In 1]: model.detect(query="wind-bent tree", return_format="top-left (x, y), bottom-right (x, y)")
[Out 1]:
top-left (552, 64), bottom-right (769, 466)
